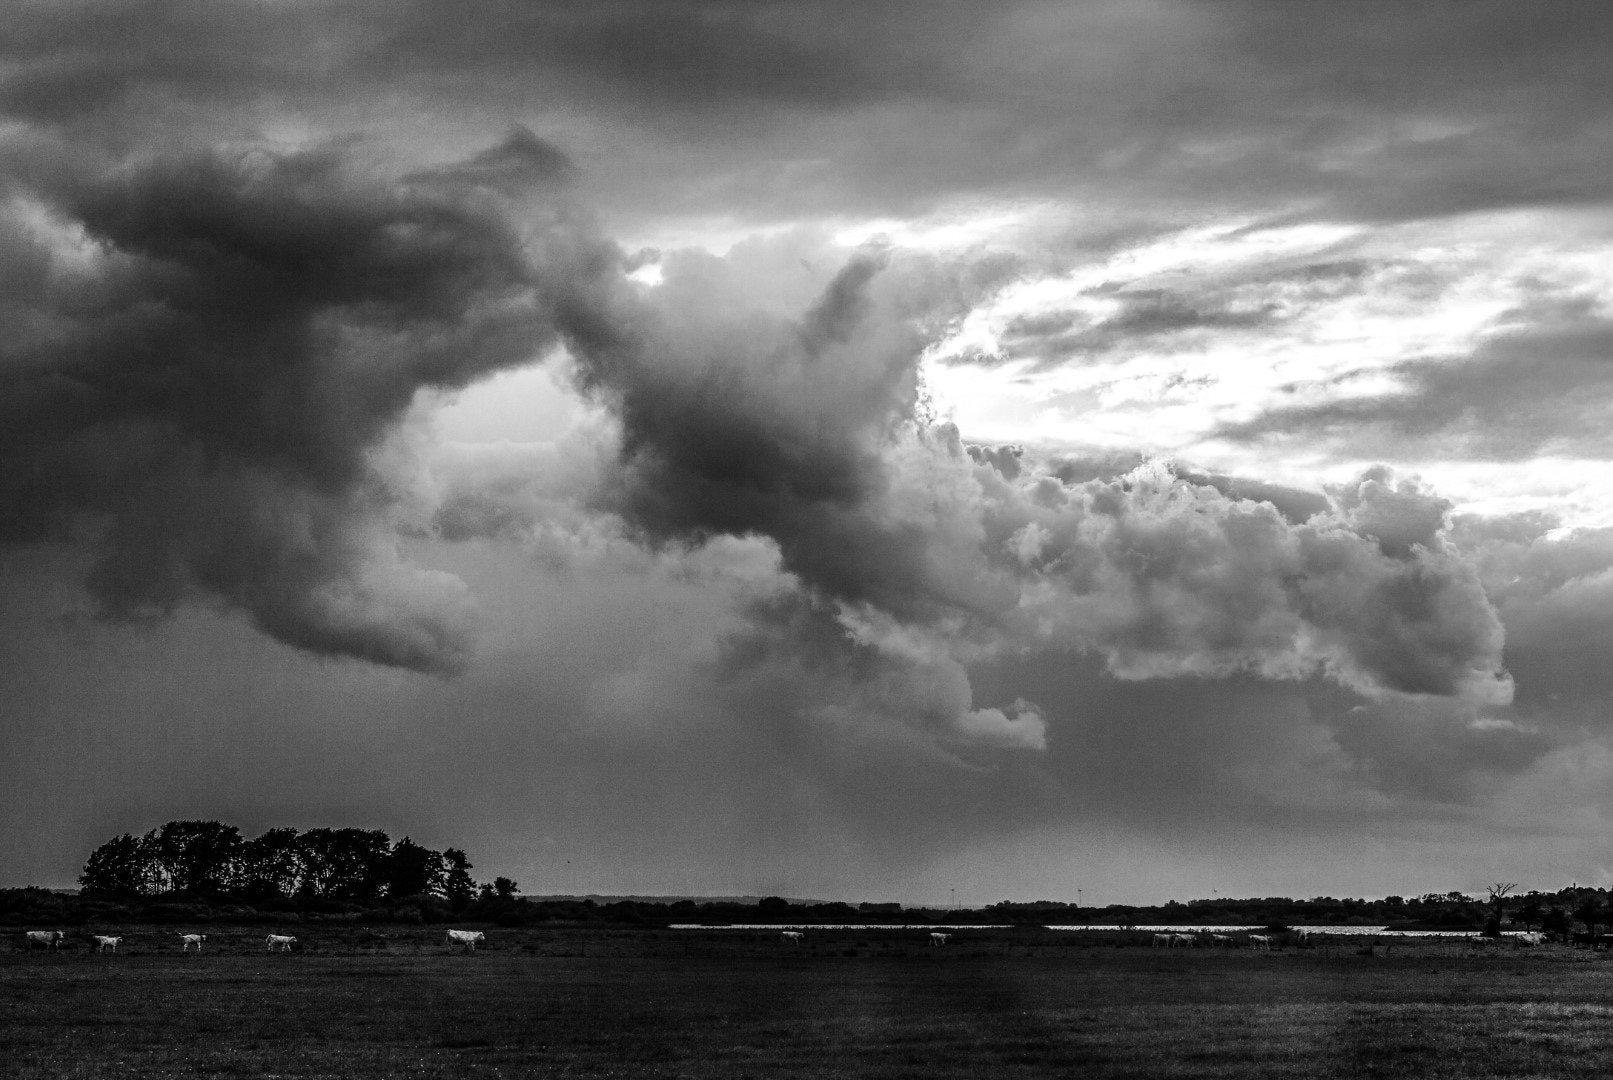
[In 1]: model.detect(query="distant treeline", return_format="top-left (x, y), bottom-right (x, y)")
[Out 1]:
top-left (986, 889), bottom-right (1607, 936)
top-left (6, 843), bottom-right (1613, 937)
top-left (76, 820), bottom-right (517, 909)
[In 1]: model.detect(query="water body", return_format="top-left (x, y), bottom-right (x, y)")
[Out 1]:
top-left (1045, 925), bottom-right (1534, 938)
top-left (669, 924), bottom-right (1011, 931)
top-left (671, 923), bottom-right (1535, 938)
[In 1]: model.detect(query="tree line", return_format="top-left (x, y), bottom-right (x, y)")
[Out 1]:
top-left (78, 820), bottom-right (517, 909)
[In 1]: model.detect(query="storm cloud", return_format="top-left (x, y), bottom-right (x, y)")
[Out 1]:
top-left (5, 0), bottom-right (1613, 904)
top-left (0, 138), bottom-right (610, 671)
top-left (553, 244), bottom-right (1512, 715)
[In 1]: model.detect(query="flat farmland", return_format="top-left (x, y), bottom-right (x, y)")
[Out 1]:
top-left (7, 928), bottom-right (1613, 1078)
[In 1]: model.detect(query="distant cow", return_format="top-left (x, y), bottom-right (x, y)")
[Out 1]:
top-left (93, 935), bottom-right (123, 953)
top-left (1173, 933), bottom-right (1196, 947)
top-left (1209, 934), bottom-right (1232, 948)
top-left (178, 933), bottom-right (206, 952)
top-left (781, 931), bottom-right (803, 943)
top-left (26, 930), bottom-right (64, 951)
top-left (929, 932), bottom-right (950, 946)
top-left (1152, 933), bottom-right (1173, 948)
top-left (445, 929), bottom-right (485, 953)
top-left (1248, 934), bottom-right (1273, 950)
top-left (265, 934), bottom-right (296, 952)
top-left (1515, 931), bottom-right (1546, 947)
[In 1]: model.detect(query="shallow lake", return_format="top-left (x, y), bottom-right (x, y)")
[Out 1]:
top-left (672, 923), bottom-right (1533, 938)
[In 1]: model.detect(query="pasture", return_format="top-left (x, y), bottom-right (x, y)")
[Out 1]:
top-left (6, 926), bottom-right (1613, 1078)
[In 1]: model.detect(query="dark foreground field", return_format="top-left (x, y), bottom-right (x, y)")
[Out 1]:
top-left (8, 929), bottom-right (1613, 1078)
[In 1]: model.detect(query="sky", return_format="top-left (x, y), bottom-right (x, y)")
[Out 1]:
top-left (4, 0), bottom-right (1613, 905)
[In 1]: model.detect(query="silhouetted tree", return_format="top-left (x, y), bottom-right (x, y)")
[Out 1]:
top-left (79, 832), bottom-right (153, 896)
top-left (238, 827), bottom-right (304, 898)
top-left (301, 828), bottom-right (392, 900)
top-left (494, 876), bottom-right (518, 899)
top-left (385, 837), bottom-right (445, 899)
top-left (443, 848), bottom-right (476, 911)
top-left (1483, 882), bottom-right (1517, 937)
top-left (150, 820), bottom-right (241, 894)
top-left (1574, 894), bottom-right (1606, 939)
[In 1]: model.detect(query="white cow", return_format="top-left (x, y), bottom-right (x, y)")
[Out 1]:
top-left (445, 929), bottom-right (485, 953)
top-left (93, 935), bottom-right (123, 953)
top-left (1152, 933), bottom-right (1173, 948)
top-left (1209, 934), bottom-right (1232, 948)
top-left (178, 933), bottom-right (206, 952)
top-left (1515, 931), bottom-right (1546, 946)
top-left (26, 930), bottom-right (64, 950)
top-left (1248, 934), bottom-right (1273, 950)
top-left (929, 932), bottom-right (950, 946)
top-left (1173, 933), bottom-right (1196, 947)
top-left (265, 934), bottom-right (297, 952)
top-left (781, 931), bottom-right (803, 943)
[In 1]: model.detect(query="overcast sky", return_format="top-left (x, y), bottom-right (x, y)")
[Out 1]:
top-left (5, 1), bottom-right (1613, 904)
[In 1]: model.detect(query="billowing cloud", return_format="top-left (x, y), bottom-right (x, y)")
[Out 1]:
top-left (1452, 514), bottom-right (1613, 727)
top-left (555, 240), bottom-right (1511, 718)
top-left (6, 0), bottom-right (1613, 903)
top-left (0, 138), bottom-right (610, 671)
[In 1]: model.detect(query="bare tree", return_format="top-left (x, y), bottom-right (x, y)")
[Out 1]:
top-left (1486, 882), bottom-right (1519, 936)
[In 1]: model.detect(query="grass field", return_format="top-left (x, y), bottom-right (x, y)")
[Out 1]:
top-left (7, 927), bottom-right (1613, 1078)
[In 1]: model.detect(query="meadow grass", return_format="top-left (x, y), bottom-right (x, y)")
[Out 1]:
top-left (5, 929), bottom-right (1613, 1078)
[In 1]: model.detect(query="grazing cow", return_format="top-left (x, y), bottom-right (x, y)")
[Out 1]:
top-left (1173, 933), bottom-right (1196, 947)
top-left (1515, 931), bottom-right (1545, 947)
top-left (1210, 934), bottom-right (1232, 948)
top-left (929, 932), bottom-right (950, 946)
top-left (1248, 934), bottom-right (1273, 950)
top-left (93, 935), bottom-right (123, 953)
top-left (781, 931), bottom-right (803, 943)
top-left (265, 934), bottom-right (297, 952)
top-left (445, 929), bottom-right (485, 953)
top-left (1152, 933), bottom-right (1173, 948)
top-left (26, 930), bottom-right (64, 951)
top-left (178, 933), bottom-right (206, 952)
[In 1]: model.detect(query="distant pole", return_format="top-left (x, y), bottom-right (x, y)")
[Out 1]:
top-left (1078, 888), bottom-right (1083, 908)
top-left (951, 888), bottom-right (956, 911)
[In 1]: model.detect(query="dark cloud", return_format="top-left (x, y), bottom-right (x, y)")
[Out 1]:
top-left (1325, 696), bottom-right (1556, 806)
top-left (1451, 515), bottom-right (1613, 728)
top-left (571, 246), bottom-right (992, 623)
top-left (5, 2), bottom-right (1608, 228)
top-left (555, 238), bottom-right (1510, 708)
top-left (6, 0), bottom-right (1610, 900)
top-left (407, 126), bottom-right (575, 196)
top-left (999, 290), bottom-right (1280, 365)
top-left (980, 257), bottom-right (1387, 371)
top-left (1216, 311), bottom-right (1613, 460)
top-left (0, 137), bottom-right (612, 671)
